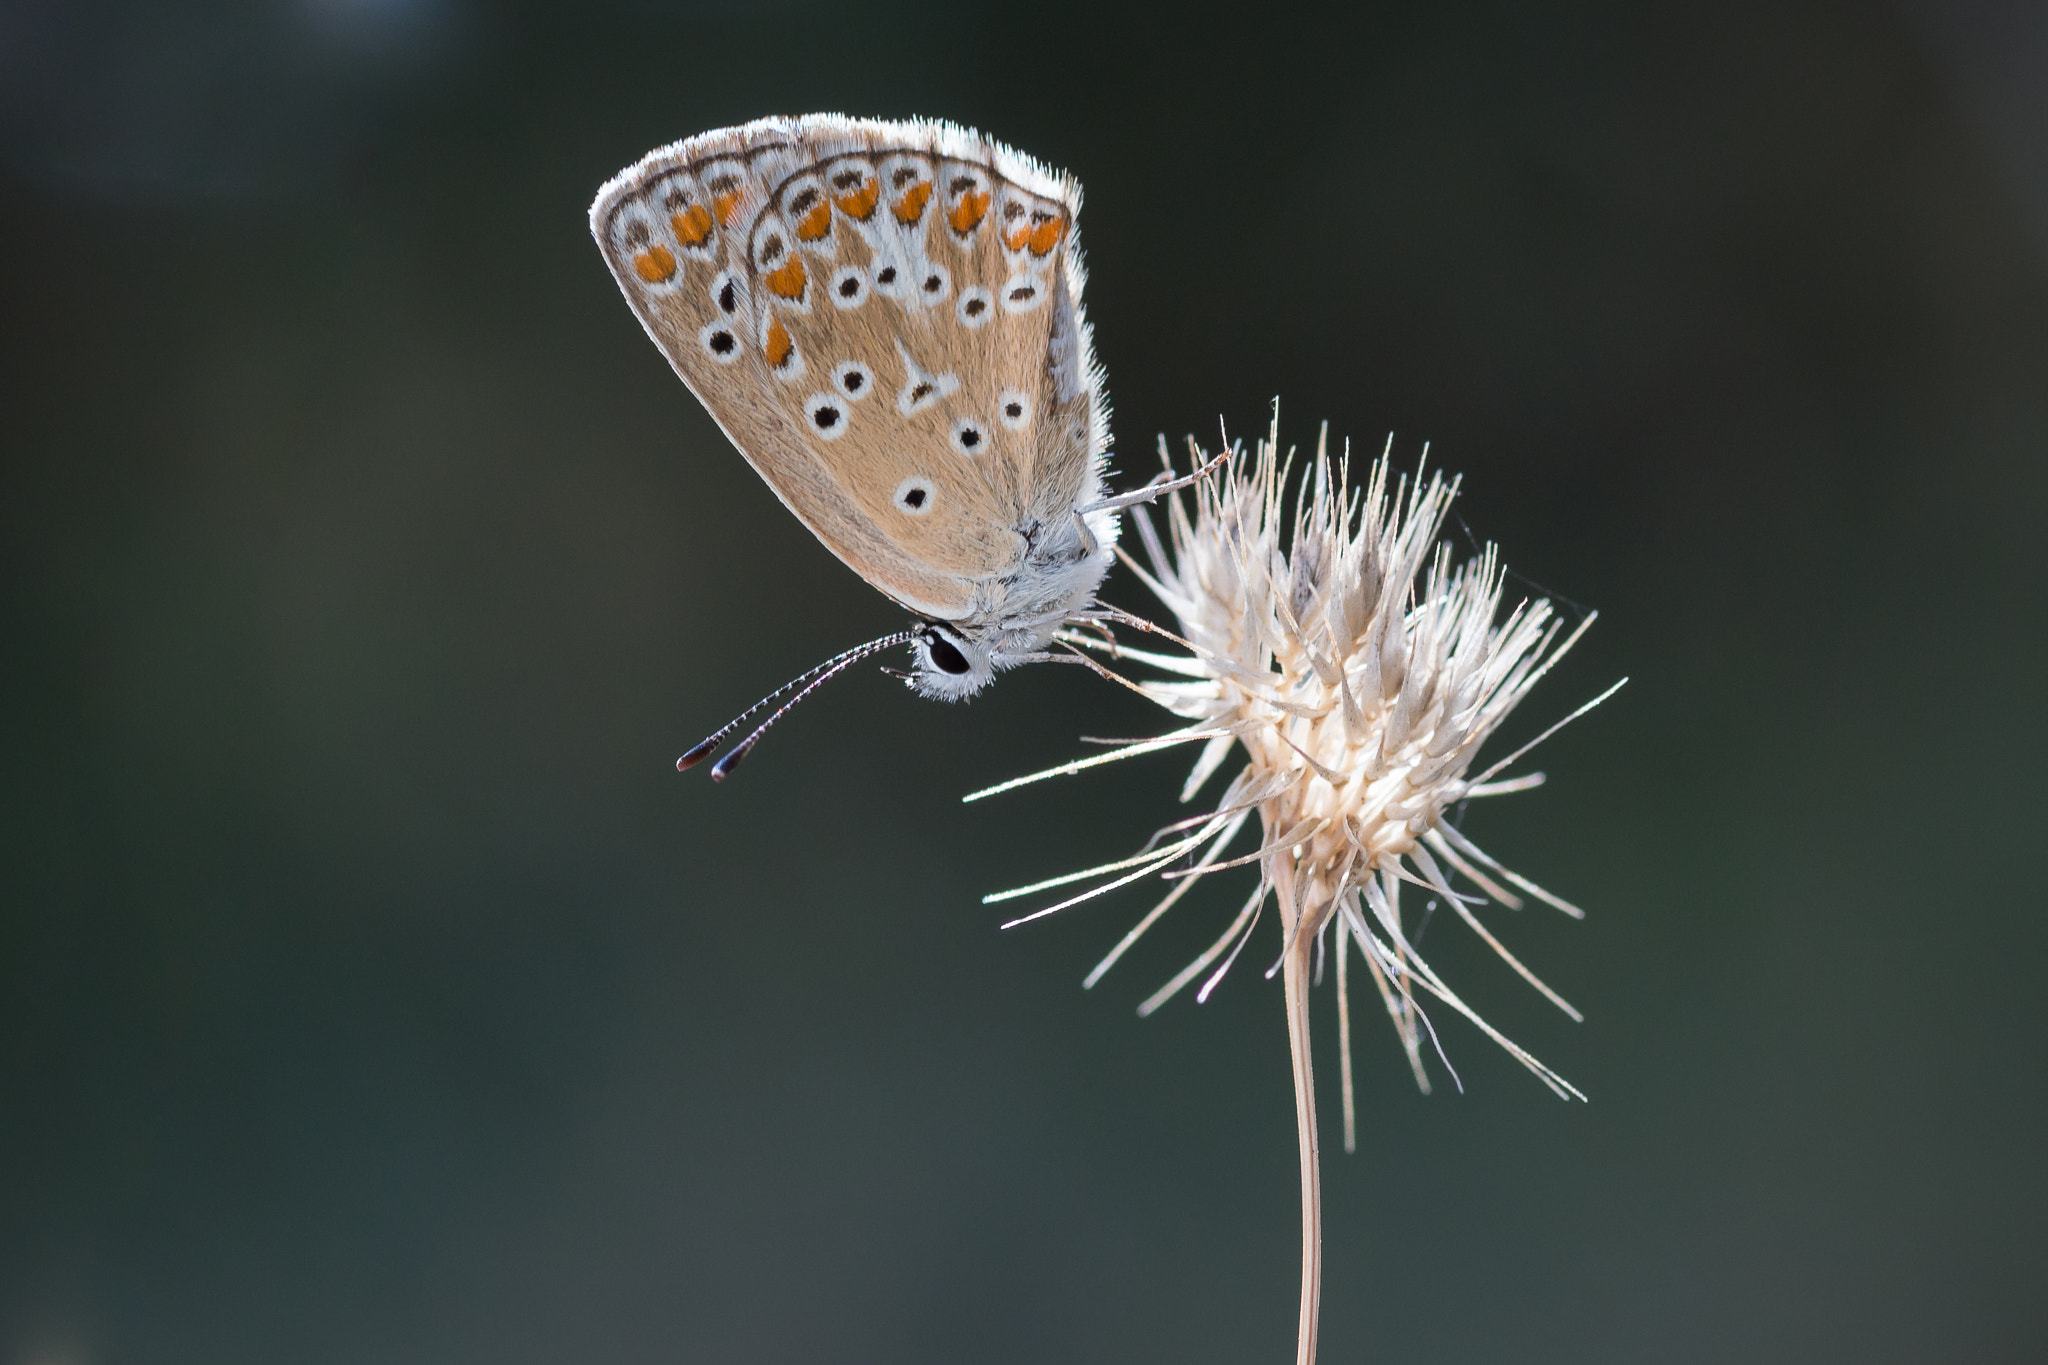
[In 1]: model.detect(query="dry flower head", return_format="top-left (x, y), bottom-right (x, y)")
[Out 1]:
top-left (978, 412), bottom-right (1618, 1109)
top-left (969, 411), bottom-right (1622, 1363)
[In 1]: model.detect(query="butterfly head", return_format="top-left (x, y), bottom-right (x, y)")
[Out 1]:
top-left (908, 622), bottom-right (996, 700)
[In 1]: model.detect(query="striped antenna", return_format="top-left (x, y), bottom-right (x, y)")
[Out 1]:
top-left (677, 630), bottom-right (918, 779)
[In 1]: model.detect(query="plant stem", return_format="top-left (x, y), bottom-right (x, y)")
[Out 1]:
top-left (1282, 891), bottom-right (1322, 1365)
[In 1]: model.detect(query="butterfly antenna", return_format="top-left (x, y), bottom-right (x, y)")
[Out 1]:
top-left (677, 630), bottom-right (918, 778)
top-left (707, 631), bottom-right (918, 781)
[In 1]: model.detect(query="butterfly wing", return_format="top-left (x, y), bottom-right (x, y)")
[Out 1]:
top-left (591, 115), bottom-right (1107, 623)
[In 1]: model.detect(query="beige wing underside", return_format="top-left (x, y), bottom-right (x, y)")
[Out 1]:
top-left (590, 115), bottom-right (1106, 622)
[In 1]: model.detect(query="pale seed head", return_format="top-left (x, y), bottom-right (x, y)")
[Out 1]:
top-left (975, 411), bottom-right (1622, 1119)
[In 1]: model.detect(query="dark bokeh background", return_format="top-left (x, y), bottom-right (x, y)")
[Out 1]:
top-left (4, 1), bottom-right (2045, 1361)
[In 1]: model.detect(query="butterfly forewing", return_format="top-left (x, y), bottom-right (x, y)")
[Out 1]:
top-left (591, 116), bottom-right (1103, 622)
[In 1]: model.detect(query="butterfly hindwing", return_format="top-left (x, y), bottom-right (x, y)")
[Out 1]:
top-left (591, 116), bottom-right (1103, 621)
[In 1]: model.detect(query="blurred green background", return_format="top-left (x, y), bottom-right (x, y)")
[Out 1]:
top-left (3, 1), bottom-right (2045, 1361)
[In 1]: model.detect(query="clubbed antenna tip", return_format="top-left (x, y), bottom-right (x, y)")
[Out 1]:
top-left (675, 629), bottom-right (918, 780)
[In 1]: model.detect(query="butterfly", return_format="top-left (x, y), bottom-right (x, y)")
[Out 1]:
top-left (591, 115), bottom-right (1190, 775)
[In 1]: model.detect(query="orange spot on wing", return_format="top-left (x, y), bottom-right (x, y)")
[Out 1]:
top-left (1003, 222), bottom-right (1031, 251)
top-left (795, 201), bottom-right (832, 241)
top-left (671, 204), bottom-right (713, 247)
top-left (948, 188), bottom-right (989, 235)
top-left (714, 190), bottom-right (743, 225)
top-left (764, 257), bottom-right (807, 301)
top-left (893, 181), bottom-right (933, 225)
top-left (1028, 215), bottom-right (1066, 256)
top-left (835, 181), bottom-right (880, 220)
top-left (765, 318), bottom-right (793, 369)
top-left (633, 246), bottom-right (677, 283)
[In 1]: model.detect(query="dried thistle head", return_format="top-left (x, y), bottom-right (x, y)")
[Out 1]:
top-left (974, 411), bottom-right (1622, 1136)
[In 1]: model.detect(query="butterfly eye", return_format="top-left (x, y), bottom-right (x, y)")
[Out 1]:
top-left (895, 361), bottom-right (959, 417)
top-left (828, 265), bottom-right (868, 310)
top-left (997, 390), bottom-right (1032, 430)
top-left (760, 314), bottom-right (803, 379)
top-left (709, 270), bottom-right (741, 315)
top-left (944, 171), bottom-right (991, 238)
top-left (783, 180), bottom-right (832, 244)
top-left (956, 286), bottom-right (994, 329)
top-left (698, 321), bottom-right (743, 364)
top-left (894, 477), bottom-right (935, 516)
top-left (657, 181), bottom-right (715, 255)
top-left (805, 393), bottom-right (849, 440)
top-left (827, 160), bottom-right (879, 221)
top-left (924, 630), bottom-right (972, 675)
top-left (614, 208), bottom-right (683, 288)
top-left (880, 156), bottom-right (934, 226)
top-left (950, 419), bottom-right (986, 456)
top-left (831, 360), bottom-right (873, 400)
